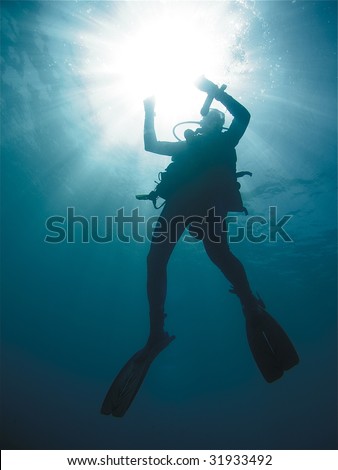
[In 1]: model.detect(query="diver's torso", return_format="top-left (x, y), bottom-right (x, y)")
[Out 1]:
top-left (170, 131), bottom-right (238, 202)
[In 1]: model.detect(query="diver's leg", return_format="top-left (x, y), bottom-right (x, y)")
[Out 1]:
top-left (102, 203), bottom-right (184, 416)
top-left (202, 208), bottom-right (299, 382)
top-left (147, 200), bottom-right (186, 344)
top-left (202, 212), bottom-right (256, 312)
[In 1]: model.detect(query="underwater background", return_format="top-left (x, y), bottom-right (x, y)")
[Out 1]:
top-left (1, 0), bottom-right (337, 450)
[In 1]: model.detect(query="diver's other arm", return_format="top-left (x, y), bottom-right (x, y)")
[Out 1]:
top-left (143, 97), bottom-right (184, 156)
top-left (144, 96), bottom-right (157, 151)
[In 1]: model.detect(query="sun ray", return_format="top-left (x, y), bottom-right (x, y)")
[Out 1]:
top-left (65, 0), bottom-right (266, 152)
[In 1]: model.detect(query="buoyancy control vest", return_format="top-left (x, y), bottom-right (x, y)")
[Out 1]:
top-left (136, 130), bottom-right (252, 213)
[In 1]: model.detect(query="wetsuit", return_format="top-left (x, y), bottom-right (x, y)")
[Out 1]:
top-left (144, 90), bottom-right (256, 341)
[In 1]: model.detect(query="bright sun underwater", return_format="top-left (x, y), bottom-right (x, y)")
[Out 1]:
top-left (73, 1), bottom-right (263, 149)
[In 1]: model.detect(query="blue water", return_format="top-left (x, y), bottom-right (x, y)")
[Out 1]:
top-left (1, 1), bottom-right (337, 450)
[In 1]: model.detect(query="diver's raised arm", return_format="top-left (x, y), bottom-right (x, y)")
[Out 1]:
top-left (144, 97), bottom-right (185, 156)
top-left (215, 88), bottom-right (250, 146)
top-left (195, 76), bottom-right (250, 146)
top-left (216, 88), bottom-right (250, 124)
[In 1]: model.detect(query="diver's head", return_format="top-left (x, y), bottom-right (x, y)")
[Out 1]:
top-left (200, 108), bottom-right (225, 134)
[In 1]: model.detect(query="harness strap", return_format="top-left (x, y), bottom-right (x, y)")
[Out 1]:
top-left (136, 172), bottom-right (252, 211)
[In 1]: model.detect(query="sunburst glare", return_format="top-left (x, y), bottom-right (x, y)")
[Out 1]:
top-left (75, 1), bottom-right (260, 146)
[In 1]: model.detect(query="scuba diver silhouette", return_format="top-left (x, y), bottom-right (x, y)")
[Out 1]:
top-left (101, 77), bottom-right (299, 417)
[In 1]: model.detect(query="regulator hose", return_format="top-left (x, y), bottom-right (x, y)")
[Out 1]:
top-left (172, 121), bottom-right (201, 141)
top-left (172, 121), bottom-right (229, 141)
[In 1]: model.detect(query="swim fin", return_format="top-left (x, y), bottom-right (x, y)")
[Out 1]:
top-left (101, 334), bottom-right (174, 417)
top-left (245, 296), bottom-right (299, 383)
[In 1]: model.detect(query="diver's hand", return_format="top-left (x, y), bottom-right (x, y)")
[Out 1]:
top-left (143, 96), bottom-right (156, 115)
top-left (195, 76), bottom-right (219, 97)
